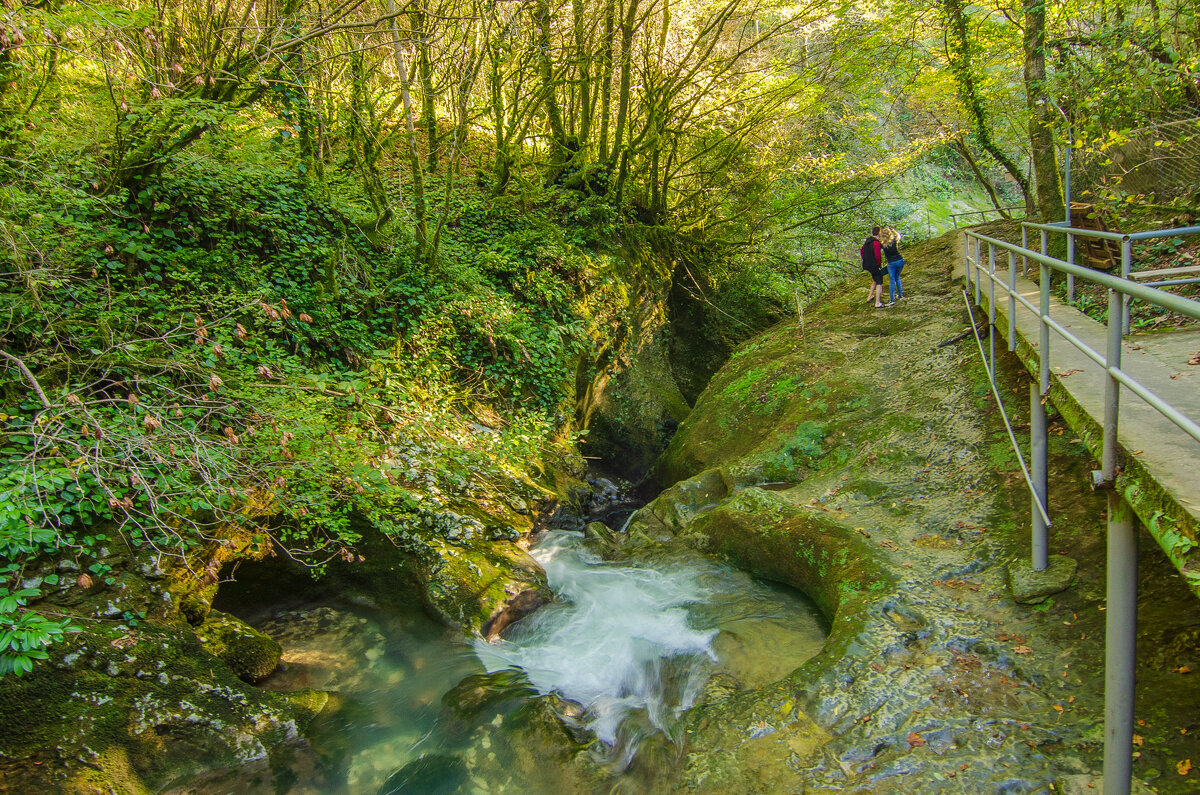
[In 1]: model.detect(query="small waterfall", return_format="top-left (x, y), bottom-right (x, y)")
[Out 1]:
top-left (473, 530), bottom-right (827, 770)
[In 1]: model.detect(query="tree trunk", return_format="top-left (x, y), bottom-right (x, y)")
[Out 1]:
top-left (611, 0), bottom-right (640, 199)
top-left (409, 3), bottom-right (438, 172)
top-left (535, 0), bottom-right (570, 183)
top-left (1023, 0), bottom-right (1064, 222)
top-left (388, 0), bottom-right (429, 262)
top-left (572, 0), bottom-right (593, 153)
top-left (597, 0), bottom-right (616, 164)
top-left (942, 0), bottom-right (1033, 213)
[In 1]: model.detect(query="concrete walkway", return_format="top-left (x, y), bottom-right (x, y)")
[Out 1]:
top-left (960, 252), bottom-right (1200, 597)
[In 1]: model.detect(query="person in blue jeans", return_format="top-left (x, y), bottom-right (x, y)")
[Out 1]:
top-left (881, 227), bottom-right (905, 304)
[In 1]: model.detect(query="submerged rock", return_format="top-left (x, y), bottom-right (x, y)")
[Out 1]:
top-left (377, 754), bottom-right (468, 795)
top-left (196, 609), bottom-right (283, 684)
top-left (257, 606), bottom-right (387, 692)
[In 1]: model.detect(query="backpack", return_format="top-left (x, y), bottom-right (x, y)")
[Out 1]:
top-left (860, 237), bottom-right (877, 271)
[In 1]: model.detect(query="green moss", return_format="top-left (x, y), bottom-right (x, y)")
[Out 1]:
top-left (195, 609), bottom-right (282, 684)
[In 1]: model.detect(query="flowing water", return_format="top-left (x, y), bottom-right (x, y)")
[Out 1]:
top-left (256, 530), bottom-right (827, 793)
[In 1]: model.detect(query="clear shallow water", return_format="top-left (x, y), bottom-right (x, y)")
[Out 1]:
top-left (251, 530), bottom-right (826, 793)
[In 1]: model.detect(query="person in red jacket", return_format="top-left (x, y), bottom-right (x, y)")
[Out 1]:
top-left (860, 227), bottom-right (885, 308)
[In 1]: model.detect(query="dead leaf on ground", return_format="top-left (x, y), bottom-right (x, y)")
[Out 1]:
top-left (1055, 368), bottom-right (1084, 377)
top-left (1133, 734), bottom-right (1144, 746)
top-left (1178, 759), bottom-right (1193, 776)
top-left (908, 732), bottom-right (926, 748)
top-left (1013, 645), bottom-right (1034, 654)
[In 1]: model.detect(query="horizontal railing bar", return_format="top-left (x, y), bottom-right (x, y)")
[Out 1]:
top-left (1021, 220), bottom-right (1200, 244)
top-left (1108, 364), bottom-right (1200, 445)
top-left (967, 231), bottom-right (1200, 321)
top-left (1139, 278), bottom-right (1200, 288)
top-left (1022, 220), bottom-right (1129, 242)
top-left (977, 264), bottom-right (1110, 369)
top-left (1129, 265), bottom-right (1200, 280)
top-left (971, 251), bottom-right (1200, 447)
top-left (1128, 225), bottom-right (1200, 241)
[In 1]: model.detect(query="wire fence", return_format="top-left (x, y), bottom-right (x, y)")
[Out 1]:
top-left (1075, 108), bottom-right (1200, 201)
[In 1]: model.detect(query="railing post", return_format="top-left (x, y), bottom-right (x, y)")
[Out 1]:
top-left (1103, 492), bottom-right (1137, 795)
top-left (1031, 383), bottom-right (1048, 571)
top-left (1040, 230), bottom-right (1049, 293)
top-left (1008, 251), bottom-right (1017, 351)
top-left (974, 238), bottom-right (982, 306)
top-left (1030, 259), bottom-right (1051, 573)
top-left (964, 233), bottom-right (973, 295)
top-left (1121, 237), bottom-right (1132, 336)
top-left (1102, 288), bottom-right (1122, 482)
top-left (1067, 232), bottom-right (1076, 302)
top-left (988, 243), bottom-right (997, 383)
top-left (1022, 226), bottom-right (1029, 275)
top-left (1039, 262), bottom-right (1050, 393)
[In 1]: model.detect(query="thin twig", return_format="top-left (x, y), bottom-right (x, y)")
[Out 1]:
top-left (0, 349), bottom-right (52, 409)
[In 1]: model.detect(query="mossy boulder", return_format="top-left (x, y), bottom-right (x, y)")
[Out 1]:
top-left (0, 620), bottom-right (324, 793)
top-left (195, 609), bottom-right (282, 683)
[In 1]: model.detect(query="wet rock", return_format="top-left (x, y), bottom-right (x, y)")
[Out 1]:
top-left (584, 520), bottom-right (618, 542)
top-left (442, 669), bottom-right (535, 720)
top-left (195, 609), bottom-right (282, 684)
top-left (482, 588), bottom-right (547, 639)
top-left (179, 592), bottom-right (212, 625)
top-left (1007, 556), bottom-right (1078, 604)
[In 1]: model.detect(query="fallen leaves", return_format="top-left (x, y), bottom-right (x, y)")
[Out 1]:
top-left (1055, 368), bottom-right (1084, 377)
top-left (933, 578), bottom-right (982, 591)
top-left (1012, 645), bottom-right (1034, 654)
top-left (1179, 759), bottom-right (1193, 776)
top-left (907, 732), bottom-right (926, 748)
top-left (1172, 665), bottom-right (1193, 674)
top-left (1188, 351), bottom-right (1200, 366)
top-left (1132, 734), bottom-right (1144, 746)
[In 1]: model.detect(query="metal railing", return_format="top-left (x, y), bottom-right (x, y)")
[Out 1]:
top-left (950, 204), bottom-right (1026, 227)
top-left (963, 227), bottom-right (1200, 795)
top-left (1019, 220), bottom-right (1200, 334)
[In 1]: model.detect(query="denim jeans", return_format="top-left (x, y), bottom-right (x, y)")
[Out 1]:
top-left (887, 259), bottom-right (905, 302)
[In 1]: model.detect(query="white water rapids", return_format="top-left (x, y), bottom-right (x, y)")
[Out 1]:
top-left (473, 530), bottom-right (826, 765)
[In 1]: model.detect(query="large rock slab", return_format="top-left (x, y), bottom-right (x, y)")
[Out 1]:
top-left (1008, 555), bottom-right (1078, 604)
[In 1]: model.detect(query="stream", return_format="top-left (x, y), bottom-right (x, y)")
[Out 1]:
top-left (253, 528), bottom-right (827, 793)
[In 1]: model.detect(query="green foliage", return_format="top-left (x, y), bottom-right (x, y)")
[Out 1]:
top-left (0, 587), bottom-right (76, 676)
top-left (0, 94), bottom-right (615, 676)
